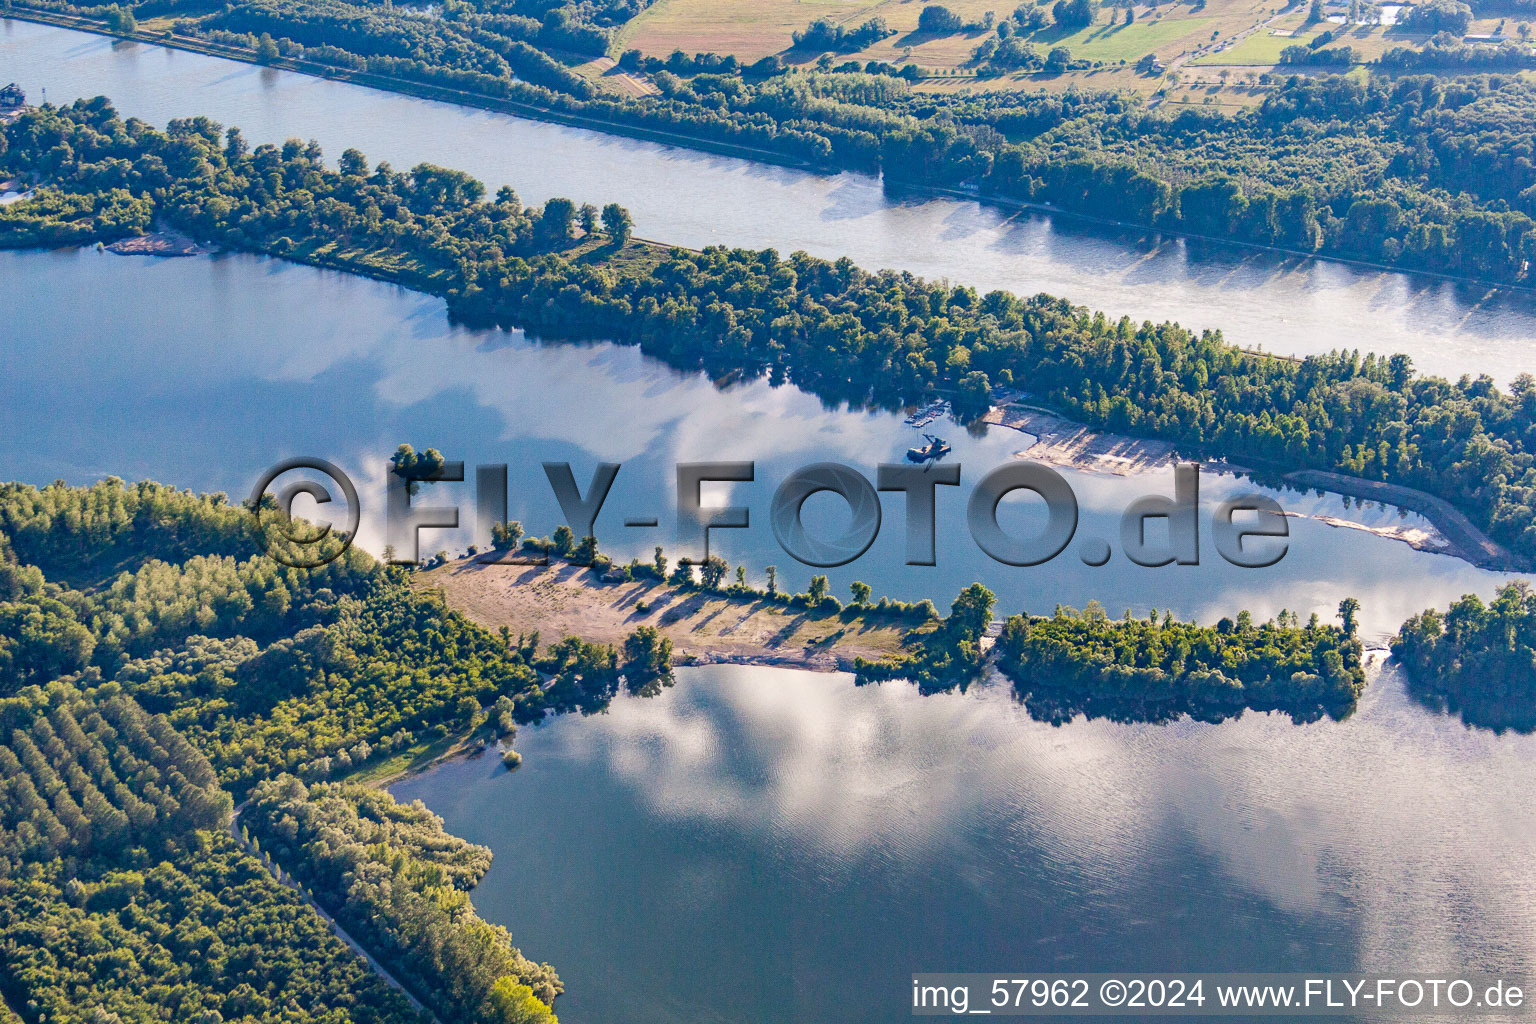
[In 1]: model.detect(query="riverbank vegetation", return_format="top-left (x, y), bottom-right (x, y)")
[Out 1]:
top-left (7, 100), bottom-right (1536, 571)
top-left (245, 776), bottom-right (561, 1023)
top-left (855, 582), bottom-right (997, 692)
top-left (1393, 580), bottom-right (1536, 732)
top-left (7, 0), bottom-right (1536, 284)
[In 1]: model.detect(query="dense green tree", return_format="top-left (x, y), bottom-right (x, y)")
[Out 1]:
top-left (622, 625), bottom-right (674, 696)
top-left (488, 977), bottom-right (559, 1024)
top-left (538, 197), bottom-right (576, 245)
top-left (104, 4), bottom-right (134, 32)
top-left (601, 201), bottom-right (633, 245)
top-left (1053, 0), bottom-right (1095, 26)
top-left (698, 555), bottom-right (728, 589)
top-left (919, 4), bottom-right (965, 32)
top-left (492, 519), bottom-right (526, 550)
top-left (246, 777), bottom-right (561, 1018)
top-left (1395, 581), bottom-right (1536, 731)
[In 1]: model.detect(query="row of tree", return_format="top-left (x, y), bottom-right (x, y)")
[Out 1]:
top-left (0, 680), bottom-right (418, 1023)
top-left (245, 776), bottom-right (560, 1022)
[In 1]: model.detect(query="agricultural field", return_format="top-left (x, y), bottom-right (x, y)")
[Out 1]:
top-left (1188, 11), bottom-right (1436, 66)
top-left (621, 0), bottom-right (1323, 92)
top-left (620, 0), bottom-right (1536, 97)
top-left (620, 0), bottom-right (1267, 65)
top-left (618, 0), bottom-right (877, 61)
top-left (1189, 21), bottom-right (1335, 64)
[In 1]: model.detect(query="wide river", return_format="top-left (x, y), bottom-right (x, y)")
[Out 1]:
top-left (3, 20), bottom-right (1535, 1024)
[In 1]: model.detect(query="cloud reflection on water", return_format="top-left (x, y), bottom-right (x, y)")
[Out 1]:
top-left (541, 663), bottom-right (1536, 974)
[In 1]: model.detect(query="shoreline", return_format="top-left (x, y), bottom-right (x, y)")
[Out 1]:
top-left (0, 9), bottom-right (826, 172)
top-left (1279, 468), bottom-right (1520, 570)
top-left (346, 561), bottom-right (926, 790)
top-left (984, 402), bottom-right (1514, 569)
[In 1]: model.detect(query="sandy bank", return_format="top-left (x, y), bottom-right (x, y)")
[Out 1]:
top-left (420, 556), bottom-right (915, 672)
top-left (983, 404), bottom-right (1190, 476)
top-left (983, 402), bottom-right (1514, 570)
top-left (106, 230), bottom-right (212, 256)
top-left (1280, 469), bottom-right (1519, 571)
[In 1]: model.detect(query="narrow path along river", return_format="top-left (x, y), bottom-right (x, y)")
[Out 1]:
top-left (227, 805), bottom-right (444, 1024)
top-left (4, 16), bottom-right (1536, 385)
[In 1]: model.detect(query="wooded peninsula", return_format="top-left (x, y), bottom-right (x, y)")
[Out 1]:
top-left (0, 471), bottom-right (1379, 1023)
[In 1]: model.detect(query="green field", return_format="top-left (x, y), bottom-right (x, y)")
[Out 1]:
top-left (1190, 26), bottom-right (1323, 64)
top-left (625, 0), bottom-right (1280, 79)
top-left (1034, 15), bottom-right (1217, 61)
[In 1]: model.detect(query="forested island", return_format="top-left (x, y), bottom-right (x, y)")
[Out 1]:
top-left (856, 583), bottom-right (1367, 723)
top-left (995, 598), bottom-right (1367, 723)
top-left (1394, 580), bottom-right (1536, 732)
top-left (5, 99), bottom-right (1536, 573)
top-left (6, 0), bottom-right (1536, 284)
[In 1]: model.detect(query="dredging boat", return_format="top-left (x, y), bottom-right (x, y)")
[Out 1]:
top-left (906, 433), bottom-right (952, 463)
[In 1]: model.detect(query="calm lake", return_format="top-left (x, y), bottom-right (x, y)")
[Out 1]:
top-left (4, 23), bottom-right (1535, 1023)
top-left (393, 662), bottom-right (1536, 1024)
top-left (5, 16), bottom-right (1536, 384)
top-left (1, 246), bottom-right (1505, 638)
